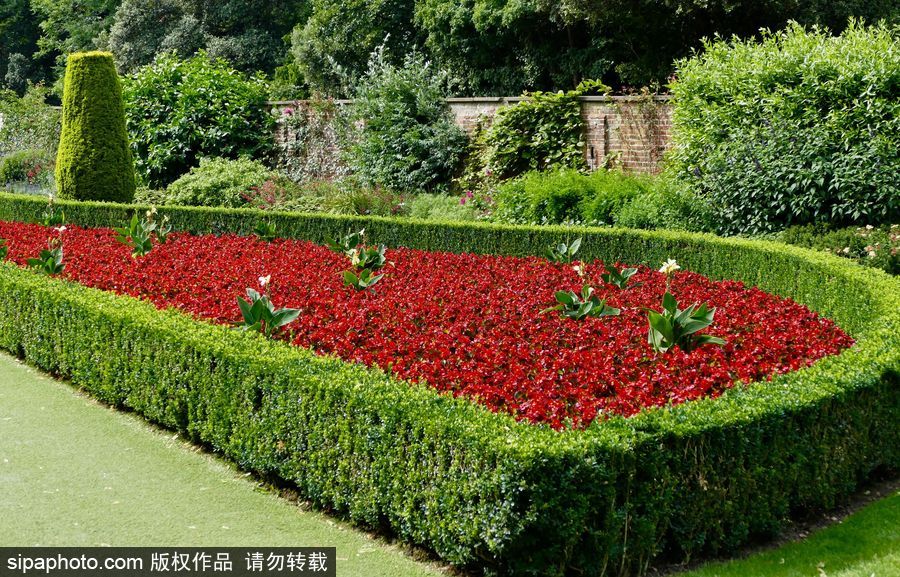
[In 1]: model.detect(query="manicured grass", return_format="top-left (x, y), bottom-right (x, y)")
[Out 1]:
top-left (677, 489), bottom-right (899, 577)
top-left (0, 353), bottom-right (444, 577)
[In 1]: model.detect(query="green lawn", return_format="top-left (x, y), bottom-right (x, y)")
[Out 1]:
top-left (675, 488), bottom-right (898, 577)
top-left (0, 353), bottom-right (444, 577)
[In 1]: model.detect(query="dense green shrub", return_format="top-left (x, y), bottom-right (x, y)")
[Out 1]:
top-left (491, 168), bottom-right (652, 225)
top-left (122, 51), bottom-right (274, 188)
top-left (466, 81), bottom-right (607, 184)
top-left (347, 50), bottom-right (467, 194)
top-left (164, 157), bottom-right (298, 209)
top-left (0, 192), bottom-right (897, 576)
top-left (55, 52), bottom-right (135, 203)
top-left (406, 193), bottom-right (475, 221)
top-left (0, 149), bottom-right (54, 186)
top-left (132, 185), bottom-right (167, 206)
top-left (615, 181), bottom-right (716, 232)
top-left (0, 84), bottom-right (60, 159)
top-left (779, 223), bottom-right (900, 275)
top-left (670, 21), bottom-right (900, 235)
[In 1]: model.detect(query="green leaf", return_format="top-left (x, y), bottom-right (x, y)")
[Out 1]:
top-left (555, 291), bottom-right (576, 305)
top-left (662, 292), bottom-right (677, 314)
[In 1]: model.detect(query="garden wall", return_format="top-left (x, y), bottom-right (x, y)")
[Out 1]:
top-left (272, 95), bottom-right (673, 175)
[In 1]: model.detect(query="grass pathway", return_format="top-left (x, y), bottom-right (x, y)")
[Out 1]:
top-left (0, 353), bottom-right (444, 577)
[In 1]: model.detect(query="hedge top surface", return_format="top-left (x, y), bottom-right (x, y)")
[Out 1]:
top-left (0, 192), bottom-right (896, 447)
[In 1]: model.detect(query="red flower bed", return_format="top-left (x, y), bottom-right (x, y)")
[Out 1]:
top-left (0, 221), bottom-right (853, 428)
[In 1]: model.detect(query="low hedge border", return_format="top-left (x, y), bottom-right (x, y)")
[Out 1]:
top-left (0, 192), bottom-right (897, 576)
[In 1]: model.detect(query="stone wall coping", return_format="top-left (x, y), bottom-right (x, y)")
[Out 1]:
top-left (268, 95), bottom-right (672, 107)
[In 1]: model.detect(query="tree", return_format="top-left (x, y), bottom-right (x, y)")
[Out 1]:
top-left (0, 0), bottom-right (49, 91)
top-left (414, 0), bottom-right (609, 95)
top-left (414, 0), bottom-right (900, 94)
top-left (291, 0), bottom-right (417, 96)
top-left (108, 0), bottom-right (309, 75)
top-left (31, 0), bottom-right (122, 87)
top-left (55, 51), bottom-right (135, 202)
top-left (107, 0), bottom-right (199, 73)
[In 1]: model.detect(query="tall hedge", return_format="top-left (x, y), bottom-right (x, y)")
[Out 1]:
top-left (669, 21), bottom-right (900, 235)
top-left (55, 51), bottom-right (136, 203)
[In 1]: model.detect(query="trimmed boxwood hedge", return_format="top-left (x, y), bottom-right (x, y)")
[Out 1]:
top-left (0, 192), bottom-right (897, 576)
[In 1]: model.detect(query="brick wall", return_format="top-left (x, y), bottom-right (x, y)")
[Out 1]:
top-left (272, 95), bottom-right (672, 175)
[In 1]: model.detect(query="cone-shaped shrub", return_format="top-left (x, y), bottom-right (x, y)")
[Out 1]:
top-left (56, 51), bottom-right (135, 202)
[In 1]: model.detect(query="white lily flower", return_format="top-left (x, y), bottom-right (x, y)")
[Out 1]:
top-left (658, 259), bottom-right (681, 275)
top-left (259, 275), bottom-right (271, 288)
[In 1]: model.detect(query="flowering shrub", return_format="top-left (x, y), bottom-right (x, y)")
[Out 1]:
top-left (779, 223), bottom-right (900, 276)
top-left (0, 220), bottom-right (853, 428)
top-left (235, 275), bottom-right (301, 338)
top-left (26, 225), bottom-right (65, 275)
top-left (0, 149), bottom-right (55, 188)
top-left (40, 195), bottom-right (65, 227)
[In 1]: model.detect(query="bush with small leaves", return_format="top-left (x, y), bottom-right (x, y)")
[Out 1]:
top-left (55, 52), bottom-right (135, 203)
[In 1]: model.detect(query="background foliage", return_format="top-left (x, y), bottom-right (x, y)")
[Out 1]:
top-left (290, 0), bottom-right (417, 97)
top-left (669, 21), bottom-right (900, 235)
top-left (108, 0), bottom-right (309, 76)
top-left (6, 0), bottom-right (897, 97)
top-left (346, 49), bottom-right (467, 194)
top-left (122, 51), bottom-right (274, 188)
top-left (0, 83), bottom-right (59, 157)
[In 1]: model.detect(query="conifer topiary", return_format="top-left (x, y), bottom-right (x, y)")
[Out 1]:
top-left (55, 51), bottom-right (136, 202)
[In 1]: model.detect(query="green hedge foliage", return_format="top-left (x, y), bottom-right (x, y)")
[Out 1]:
top-left (0, 192), bottom-right (897, 576)
top-left (164, 157), bottom-right (301, 209)
top-left (489, 168), bottom-right (715, 232)
top-left (348, 50), bottom-right (468, 194)
top-left (54, 52), bottom-right (136, 203)
top-left (122, 51), bottom-right (274, 188)
top-left (669, 21), bottom-right (900, 235)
